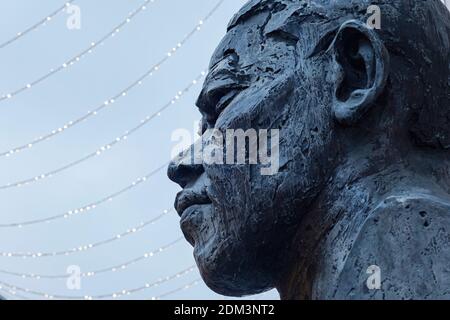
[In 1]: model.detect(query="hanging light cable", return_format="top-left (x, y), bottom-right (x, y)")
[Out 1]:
top-left (152, 278), bottom-right (201, 300)
top-left (0, 1), bottom-right (76, 50)
top-left (0, 208), bottom-right (172, 258)
top-left (0, 237), bottom-right (183, 280)
top-left (0, 161), bottom-right (169, 228)
top-left (0, 0), bottom-right (223, 158)
top-left (0, 264), bottom-right (196, 299)
top-left (0, 286), bottom-right (30, 300)
top-left (0, 0), bottom-right (158, 103)
top-left (0, 71), bottom-right (205, 190)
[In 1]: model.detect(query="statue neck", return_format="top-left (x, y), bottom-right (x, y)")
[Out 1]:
top-left (276, 149), bottom-right (450, 299)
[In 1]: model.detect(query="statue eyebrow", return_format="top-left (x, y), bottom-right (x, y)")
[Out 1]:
top-left (227, 2), bottom-right (265, 30)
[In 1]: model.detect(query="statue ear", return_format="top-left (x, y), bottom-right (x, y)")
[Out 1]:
top-left (332, 20), bottom-right (389, 125)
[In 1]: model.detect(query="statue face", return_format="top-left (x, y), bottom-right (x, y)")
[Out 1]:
top-left (168, 7), bottom-right (340, 296)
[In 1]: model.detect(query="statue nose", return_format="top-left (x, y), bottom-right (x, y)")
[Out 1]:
top-left (167, 146), bottom-right (204, 188)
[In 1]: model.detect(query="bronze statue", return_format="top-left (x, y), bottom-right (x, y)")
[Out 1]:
top-left (168, 0), bottom-right (450, 299)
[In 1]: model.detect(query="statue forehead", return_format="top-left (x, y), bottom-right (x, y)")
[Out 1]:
top-left (227, 0), bottom-right (381, 32)
top-left (210, 0), bottom-right (339, 66)
top-left (225, 0), bottom-right (344, 45)
top-left (228, 0), bottom-right (309, 30)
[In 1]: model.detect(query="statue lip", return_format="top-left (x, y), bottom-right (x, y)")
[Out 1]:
top-left (175, 190), bottom-right (212, 218)
top-left (179, 204), bottom-right (212, 246)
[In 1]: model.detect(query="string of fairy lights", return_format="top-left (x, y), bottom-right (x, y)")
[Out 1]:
top-left (0, 71), bottom-right (205, 190)
top-left (0, 162), bottom-right (168, 228)
top-left (0, 265), bottom-right (197, 299)
top-left (0, 1), bottom-right (76, 49)
top-left (0, 286), bottom-right (29, 300)
top-left (0, 1), bottom-right (221, 159)
top-left (0, 237), bottom-right (184, 280)
top-left (151, 278), bottom-right (202, 300)
top-left (0, 0), bottom-right (260, 300)
top-left (0, 208), bottom-right (172, 258)
top-left (0, 0), bottom-right (158, 102)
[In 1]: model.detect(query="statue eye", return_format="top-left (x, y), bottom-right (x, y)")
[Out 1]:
top-left (201, 84), bottom-right (244, 126)
top-left (196, 50), bottom-right (249, 126)
top-left (223, 49), bottom-right (239, 65)
top-left (210, 49), bottom-right (239, 70)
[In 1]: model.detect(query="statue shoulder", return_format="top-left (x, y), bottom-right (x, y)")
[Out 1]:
top-left (369, 193), bottom-right (450, 228)
top-left (333, 193), bottom-right (450, 299)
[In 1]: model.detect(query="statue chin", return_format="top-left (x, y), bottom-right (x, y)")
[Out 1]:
top-left (186, 205), bottom-right (274, 296)
top-left (195, 243), bottom-right (274, 297)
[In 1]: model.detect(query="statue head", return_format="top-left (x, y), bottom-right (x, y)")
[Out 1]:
top-left (168, 0), bottom-right (450, 296)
